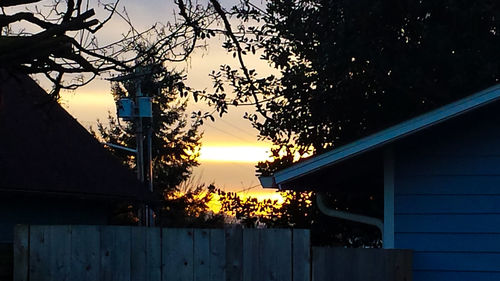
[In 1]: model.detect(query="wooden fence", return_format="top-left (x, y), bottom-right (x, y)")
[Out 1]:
top-left (13, 225), bottom-right (310, 281)
top-left (13, 225), bottom-right (412, 281)
top-left (313, 247), bottom-right (412, 281)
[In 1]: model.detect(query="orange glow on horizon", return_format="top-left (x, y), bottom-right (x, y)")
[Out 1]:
top-left (207, 191), bottom-right (284, 213)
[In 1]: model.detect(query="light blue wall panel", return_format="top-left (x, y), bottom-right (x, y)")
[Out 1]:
top-left (396, 156), bottom-right (500, 176)
top-left (394, 105), bottom-right (500, 281)
top-left (395, 214), bottom-right (500, 233)
top-left (413, 252), bottom-right (500, 271)
top-left (397, 233), bottom-right (500, 252)
top-left (395, 195), bottom-right (500, 213)
top-left (413, 271), bottom-right (500, 281)
top-left (396, 176), bottom-right (500, 195)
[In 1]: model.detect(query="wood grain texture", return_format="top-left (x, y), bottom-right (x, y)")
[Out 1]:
top-left (100, 226), bottom-right (131, 281)
top-left (49, 226), bottom-right (71, 281)
top-left (260, 229), bottom-right (292, 281)
top-left (312, 247), bottom-right (412, 281)
top-left (13, 225), bottom-right (29, 281)
top-left (147, 227), bottom-right (162, 281)
top-left (208, 229), bottom-right (225, 281)
top-left (29, 226), bottom-right (49, 281)
top-left (71, 226), bottom-right (100, 281)
top-left (163, 228), bottom-right (194, 281)
top-left (16, 226), bottom-right (315, 281)
top-left (131, 227), bottom-right (146, 281)
top-left (194, 229), bottom-right (210, 281)
top-left (242, 229), bottom-right (260, 281)
top-left (292, 229), bottom-right (310, 281)
top-left (225, 227), bottom-right (243, 281)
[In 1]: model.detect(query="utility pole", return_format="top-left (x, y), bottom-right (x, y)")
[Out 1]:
top-left (108, 67), bottom-right (154, 226)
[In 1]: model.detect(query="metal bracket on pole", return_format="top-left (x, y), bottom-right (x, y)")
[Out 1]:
top-left (103, 142), bottom-right (137, 154)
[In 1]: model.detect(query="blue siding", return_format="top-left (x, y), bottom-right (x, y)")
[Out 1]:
top-left (413, 252), bottom-right (500, 271)
top-left (394, 108), bottom-right (500, 281)
top-left (396, 176), bottom-right (500, 195)
top-left (397, 233), bottom-right (500, 252)
top-left (396, 214), bottom-right (500, 233)
top-left (396, 194), bottom-right (500, 213)
top-left (414, 271), bottom-right (500, 281)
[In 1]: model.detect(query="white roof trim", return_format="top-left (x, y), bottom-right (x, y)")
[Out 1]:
top-left (269, 84), bottom-right (500, 186)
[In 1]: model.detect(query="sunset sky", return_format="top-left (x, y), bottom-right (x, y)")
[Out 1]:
top-left (53, 0), bottom-right (280, 198)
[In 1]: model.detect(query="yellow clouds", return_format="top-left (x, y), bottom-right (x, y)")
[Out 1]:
top-left (198, 145), bottom-right (272, 163)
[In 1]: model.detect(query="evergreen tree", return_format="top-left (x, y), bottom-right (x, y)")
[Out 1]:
top-left (96, 63), bottom-right (222, 226)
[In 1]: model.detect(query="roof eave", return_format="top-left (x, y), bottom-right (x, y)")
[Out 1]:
top-left (258, 176), bottom-right (277, 189)
top-left (264, 83), bottom-right (500, 188)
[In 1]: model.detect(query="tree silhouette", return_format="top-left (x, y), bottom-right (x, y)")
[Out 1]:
top-left (95, 60), bottom-right (223, 226)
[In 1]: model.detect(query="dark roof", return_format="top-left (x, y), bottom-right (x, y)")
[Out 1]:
top-left (0, 71), bottom-right (146, 200)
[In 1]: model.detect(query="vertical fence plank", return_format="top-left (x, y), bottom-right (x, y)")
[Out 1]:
top-left (312, 248), bottom-right (413, 281)
top-left (116, 226), bottom-right (132, 281)
top-left (384, 250), bottom-right (413, 281)
top-left (293, 229), bottom-right (310, 281)
top-left (356, 249), bottom-right (384, 281)
top-left (120, 226), bottom-right (161, 281)
top-left (49, 226), bottom-right (71, 281)
top-left (100, 226), bottom-right (131, 281)
top-left (242, 229), bottom-right (260, 281)
top-left (13, 225), bottom-right (29, 281)
top-left (131, 227), bottom-right (146, 281)
top-left (209, 229), bottom-right (225, 281)
top-left (260, 229), bottom-right (292, 281)
top-left (100, 226), bottom-right (114, 281)
top-left (311, 247), bottom-right (325, 281)
top-left (225, 227), bottom-right (243, 281)
top-left (163, 228), bottom-right (194, 281)
top-left (147, 227), bottom-right (162, 281)
top-left (194, 229), bottom-right (210, 281)
top-left (396, 250), bottom-right (413, 281)
top-left (70, 226), bottom-right (100, 281)
top-left (29, 226), bottom-right (50, 281)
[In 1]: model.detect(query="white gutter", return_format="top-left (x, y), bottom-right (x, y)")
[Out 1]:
top-left (259, 176), bottom-right (276, 189)
top-left (316, 193), bottom-right (384, 237)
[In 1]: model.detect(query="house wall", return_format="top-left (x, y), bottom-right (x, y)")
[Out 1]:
top-left (394, 105), bottom-right (500, 281)
top-left (0, 196), bottom-right (110, 243)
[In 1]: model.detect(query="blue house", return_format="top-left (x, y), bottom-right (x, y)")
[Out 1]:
top-left (260, 84), bottom-right (500, 280)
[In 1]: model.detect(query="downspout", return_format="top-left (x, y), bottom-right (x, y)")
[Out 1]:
top-left (316, 192), bottom-right (384, 237)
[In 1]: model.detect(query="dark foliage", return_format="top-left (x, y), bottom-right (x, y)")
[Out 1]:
top-left (203, 0), bottom-right (500, 246)
top-left (209, 0), bottom-right (500, 162)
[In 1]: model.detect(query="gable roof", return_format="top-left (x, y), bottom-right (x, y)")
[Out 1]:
top-left (0, 71), bottom-right (146, 200)
top-left (261, 83), bottom-right (500, 188)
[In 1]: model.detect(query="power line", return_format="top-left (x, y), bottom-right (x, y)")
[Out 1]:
top-left (217, 118), bottom-right (258, 138)
top-left (204, 122), bottom-right (259, 145)
top-left (236, 184), bottom-right (261, 193)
